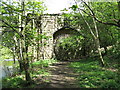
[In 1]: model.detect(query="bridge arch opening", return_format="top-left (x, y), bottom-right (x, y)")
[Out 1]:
top-left (53, 27), bottom-right (81, 61)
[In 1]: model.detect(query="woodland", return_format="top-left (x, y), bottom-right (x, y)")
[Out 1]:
top-left (0, 0), bottom-right (120, 88)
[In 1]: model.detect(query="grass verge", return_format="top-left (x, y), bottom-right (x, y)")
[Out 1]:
top-left (69, 57), bottom-right (119, 88)
top-left (2, 59), bottom-right (58, 88)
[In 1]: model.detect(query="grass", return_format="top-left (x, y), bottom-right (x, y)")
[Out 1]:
top-left (69, 57), bottom-right (119, 88)
top-left (2, 59), bottom-right (58, 88)
top-left (31, 59), bottom-right (57, 68)
top-left (2, 76), bottom-right (27, 88)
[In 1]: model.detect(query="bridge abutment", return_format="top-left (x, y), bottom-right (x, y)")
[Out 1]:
top-left (39, 14), bottom-right (63, 59)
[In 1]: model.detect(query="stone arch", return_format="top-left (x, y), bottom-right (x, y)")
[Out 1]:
top-left (53, 27), bottom-right (80, 61)
top-left (53, 27), bottom-right (80, 43)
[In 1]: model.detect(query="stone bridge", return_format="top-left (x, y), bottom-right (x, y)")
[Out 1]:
top-left (37, 14), bottom-right (79, 60)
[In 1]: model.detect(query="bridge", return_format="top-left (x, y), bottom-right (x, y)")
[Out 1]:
top-left (36, 14), bottom-right (79, 60)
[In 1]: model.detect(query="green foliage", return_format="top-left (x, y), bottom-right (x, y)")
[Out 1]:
top-left (90, 2), bottom-right (119, 22)
top-left (55, 34), bottom-right (94, 60)
top-left (69, 58), bottom-right (119, 88)
top-left (2, 75), bottom-right (37, 88)
top-left (70, 5), bottom-right (78, 11)
top-left (32, 69), bottom-right (50, 76)
top-left (31, 59), bottom-right (57, 67)
top-left (63, 2), bottom-right (119, 62)
top-left (1, 0), bottom-right (47, 48)
top-left (2, 77), bottom-right (26, 88)
top-left (55, 35), bottom-right (82, 60)
top-left (2, 59), bottom-right (57, 88)
top-left (103, 45), bottom-right (119, 68)
top-left (0, 45), bottom-right (12, 60)
top-left (31, 60), bottom-right (48, 67)
top-left (30, 59), bottom-right (57, 78)
top-left (25, 0), bottom-right (47, 15)
top-left (1, 32), bottom-right (16, 49)
top-left (1, 1), bottom-right (120, 87)
top-left (1, 0), bottom-right (48, 82)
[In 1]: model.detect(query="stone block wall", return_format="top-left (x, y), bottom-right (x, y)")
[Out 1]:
top-left (39, 14), bottom-right (63, 59)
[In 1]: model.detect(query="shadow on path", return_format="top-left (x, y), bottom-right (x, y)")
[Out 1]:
top-left (35, 61), bottom-right (79, 88)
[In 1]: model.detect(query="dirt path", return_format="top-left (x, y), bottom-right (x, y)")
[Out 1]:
top-left (35, 61), bottom-right (79, 88)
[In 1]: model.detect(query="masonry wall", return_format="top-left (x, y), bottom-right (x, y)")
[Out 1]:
top-left (40, 14), bottom-right (63, 59)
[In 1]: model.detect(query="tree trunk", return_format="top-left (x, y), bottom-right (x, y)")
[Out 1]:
top-left (103, 46), bottom-right (107, 56)
top-left (20, 1), bottom-right (31, 82)
top-left (96, 38), bottom-right (105, 67)
top-left (25, 69), bottom-right (31, 82)
top-left (19, 61), bottom-right (24, 72)
top-left (18, 38), bottom-right (24, 72)
top-left (12, 47), bottom-right (16, 64)
top-left (22, 39), bottom-right (32, 82)
top-left (93, 19), bottom-right (105, 66)
top-left (23, 57), bottom-right (31, 82)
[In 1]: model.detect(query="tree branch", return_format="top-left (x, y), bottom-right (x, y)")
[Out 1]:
top-left (0, 26), bottom-right (23, 28)
top-left (81, 0), bottom-right (120, 28)
top-left (1, 19), bottom-right (23, 37)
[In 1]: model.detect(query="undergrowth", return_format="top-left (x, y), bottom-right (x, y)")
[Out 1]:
top-left (69, 57), bottom-right (119, 88)
top-left (2, 59), bottom-right (57, 88)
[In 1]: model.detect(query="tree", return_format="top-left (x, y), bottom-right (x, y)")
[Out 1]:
top-left (80, 1), bottom-right (120, 28)
top-left (62, 0), bottom-right (119, 66)
top-left (1, 0), bottom-right (46, 82)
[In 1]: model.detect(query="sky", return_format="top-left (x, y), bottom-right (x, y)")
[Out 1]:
top-left (44, 0), bottom-right (74, 14)
top-left (2, 0), bottom-right (74, 14)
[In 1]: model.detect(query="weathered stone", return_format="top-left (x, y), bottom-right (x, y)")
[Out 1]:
top-left (37, 14), bottom-right (79, 60)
